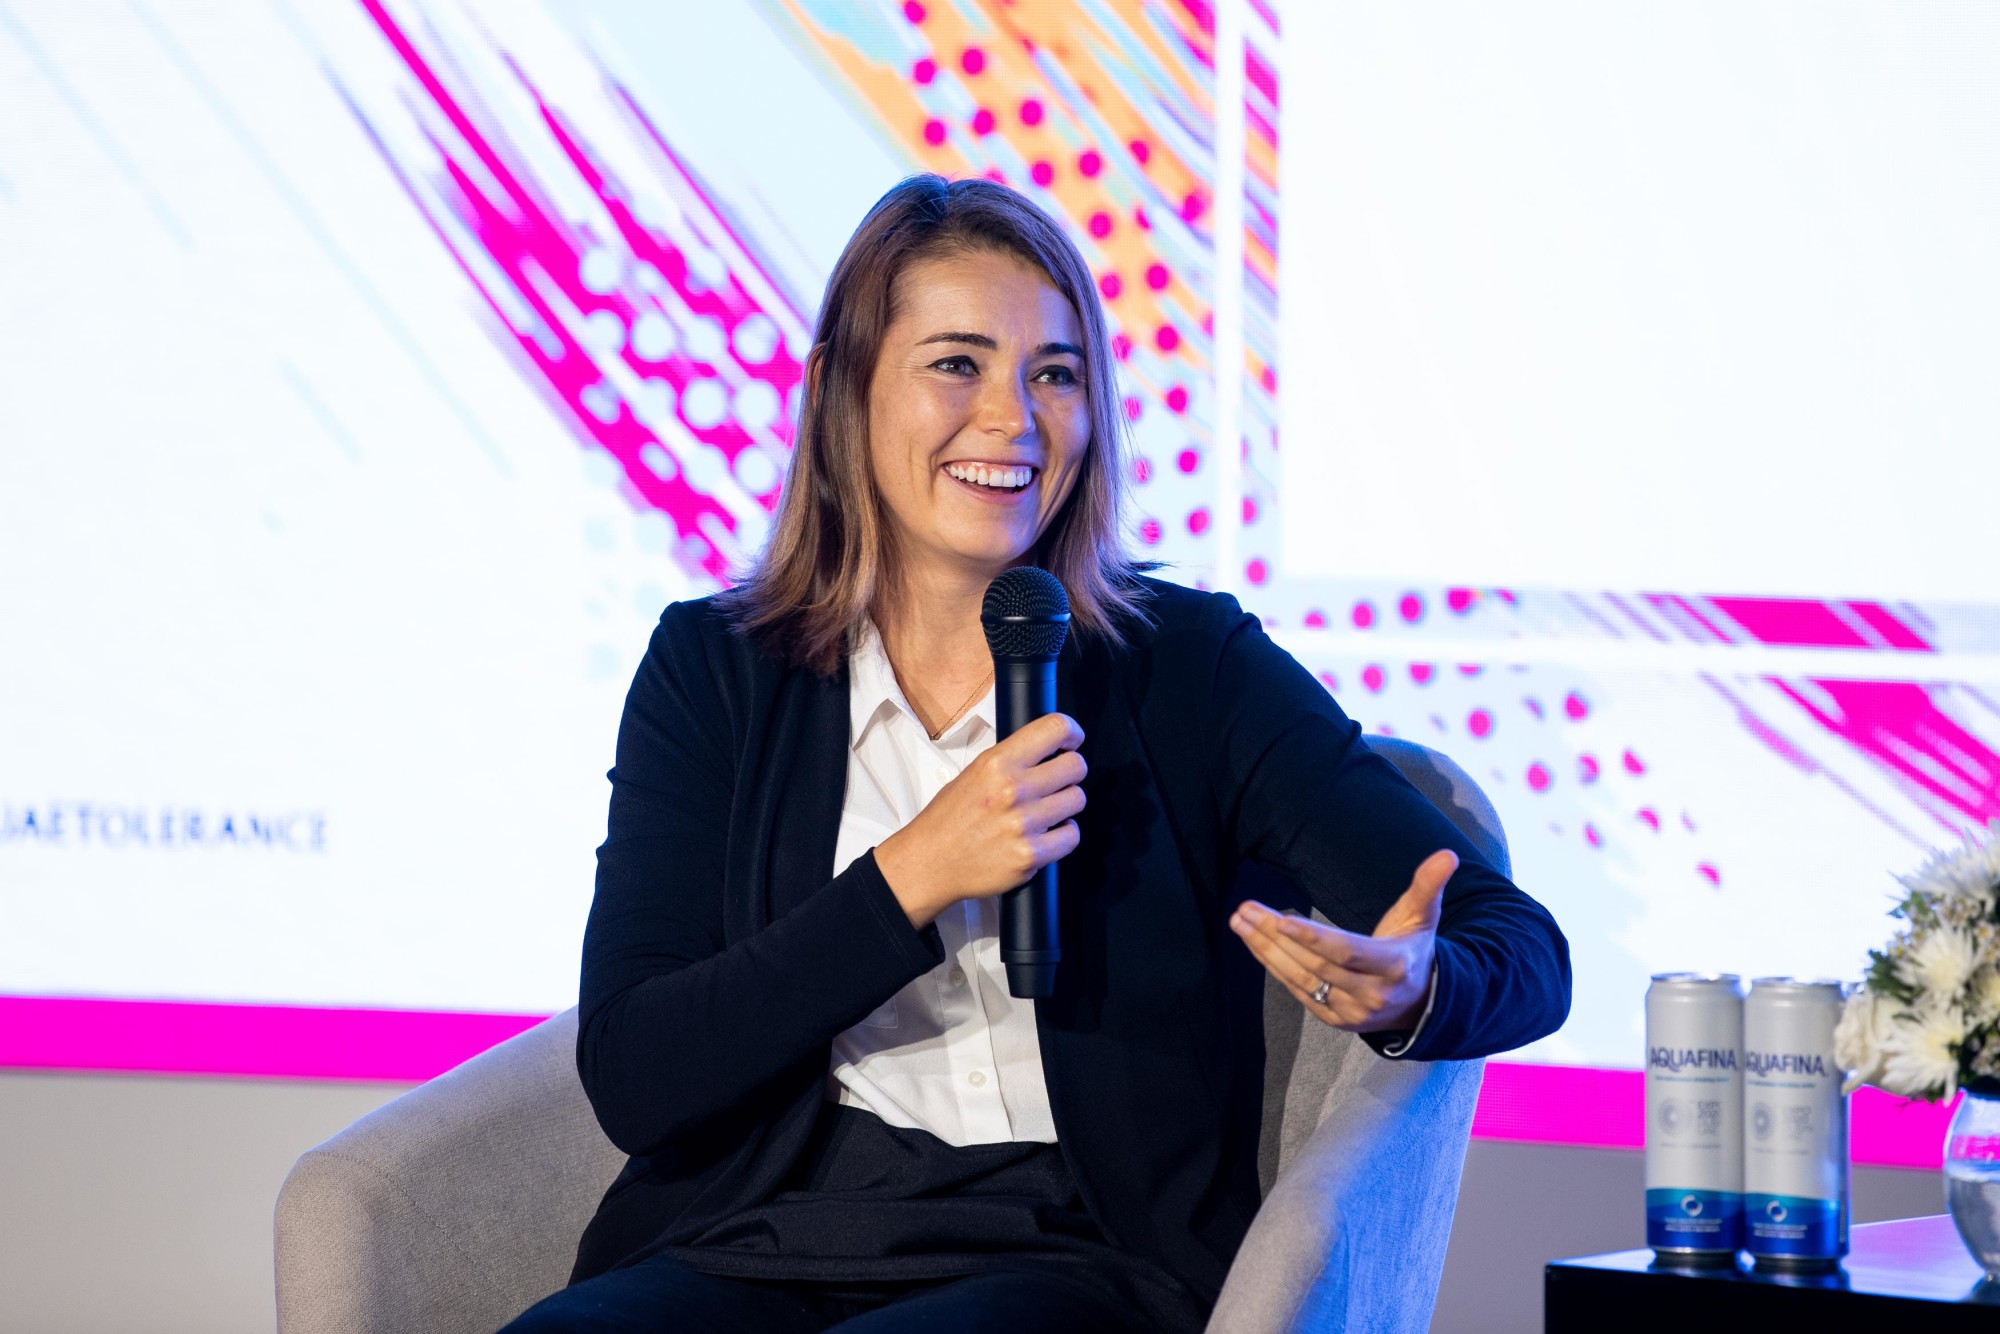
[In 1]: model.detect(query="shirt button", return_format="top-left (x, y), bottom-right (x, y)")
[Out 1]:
top-left (968, 1070), bottom-right (988, 1088)
top-left (948, 967), bottom-right (967, 987)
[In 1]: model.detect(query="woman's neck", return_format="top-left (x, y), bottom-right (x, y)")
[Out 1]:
top-left (873, 558), bottom-right (1009, 732)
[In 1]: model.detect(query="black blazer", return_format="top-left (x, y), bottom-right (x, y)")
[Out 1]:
top-left (569, 576), bottom-right (1570, 1307)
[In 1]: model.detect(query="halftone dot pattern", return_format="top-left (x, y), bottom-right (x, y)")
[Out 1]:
top-left (352, 3), bottom-right (813, 584)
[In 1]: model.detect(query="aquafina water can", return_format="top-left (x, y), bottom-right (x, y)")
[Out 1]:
top-left (1743, 978), bottom-right (1850, 1269)
top-left (1646, 973), bottom-right (1744, 1259)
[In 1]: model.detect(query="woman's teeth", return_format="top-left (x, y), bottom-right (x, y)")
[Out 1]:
top-left (944, 462), bottom-right (1033, 491)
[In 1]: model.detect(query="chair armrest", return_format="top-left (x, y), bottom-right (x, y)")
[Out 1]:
top-left (1210, 1013), bottom-right (1484, 1333)
top-left (274, 1008), bottom-right (625, 1334)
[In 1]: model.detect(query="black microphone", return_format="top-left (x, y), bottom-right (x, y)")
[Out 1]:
top-left (981, 566), bottom-right (1072, 999)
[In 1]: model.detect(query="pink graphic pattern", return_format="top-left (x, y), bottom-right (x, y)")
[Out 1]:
top-left (345, 0), bottom-right (810, 582)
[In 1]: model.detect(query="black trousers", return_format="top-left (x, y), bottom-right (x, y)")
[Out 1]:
top-left (535, 1104), bottom-right (1208, 1333)
top-left (498, 1251), bottom-right (1150, 1332)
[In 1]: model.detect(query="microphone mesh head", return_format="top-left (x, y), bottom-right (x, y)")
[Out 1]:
top-left (981, 566), bottom-right (1072, 659)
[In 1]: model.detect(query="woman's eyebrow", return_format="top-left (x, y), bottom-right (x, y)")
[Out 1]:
top-left (916, 330), bottom-right (996, 350)
top-left (915, 331), bottom-right (1085, 358)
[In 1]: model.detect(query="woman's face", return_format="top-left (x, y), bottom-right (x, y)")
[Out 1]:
top-left (866, 247), bottom-right (1090, 585)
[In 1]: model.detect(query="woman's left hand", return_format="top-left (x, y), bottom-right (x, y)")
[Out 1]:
top-left (1228, 849), bottom-right (1457, 1034)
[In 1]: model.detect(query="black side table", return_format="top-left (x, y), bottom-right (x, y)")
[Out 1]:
top-left (1546, 1215), bottom-right (2000, 1331)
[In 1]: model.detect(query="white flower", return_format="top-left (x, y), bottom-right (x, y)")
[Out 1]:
top-left (1902, 926), bottom-right (1981, 1000)
top-left (1970, 966), bottom-right (2000, 1029)
top-left (1835, 989), bottom-right (1895, 1093)
top-left (1899, 822), bottom-right (2000, 912)
top-left (1879, 1001), bottom-right (1966, 1100)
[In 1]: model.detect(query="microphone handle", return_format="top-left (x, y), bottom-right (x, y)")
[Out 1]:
top-left (994, 656), bottom-right (1059, 998)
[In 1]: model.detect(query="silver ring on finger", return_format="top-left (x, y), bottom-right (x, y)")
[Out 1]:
top-left (1310, 979), bottom-right (1332, 1006)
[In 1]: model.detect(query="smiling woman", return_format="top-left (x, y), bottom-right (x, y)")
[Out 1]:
top-left (511, 174), bottom-right (1571, 1334)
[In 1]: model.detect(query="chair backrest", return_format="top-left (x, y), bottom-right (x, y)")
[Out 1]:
top-left (1252, 735), bottom-right (1508, 1193)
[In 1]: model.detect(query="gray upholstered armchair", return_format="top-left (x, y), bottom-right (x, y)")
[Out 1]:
top-left (275, 737), bottom-right (1503, 1333)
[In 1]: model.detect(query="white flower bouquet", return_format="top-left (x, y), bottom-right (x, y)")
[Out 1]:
top-left (1835, 820), bottom-right (2000, 1101)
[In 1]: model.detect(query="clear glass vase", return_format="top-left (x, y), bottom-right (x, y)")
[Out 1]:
top-left (1945, 1083), bottom-right (2000, 1279)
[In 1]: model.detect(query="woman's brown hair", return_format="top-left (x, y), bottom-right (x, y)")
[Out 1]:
top-left (718, 173), bottom-right (1156, 674)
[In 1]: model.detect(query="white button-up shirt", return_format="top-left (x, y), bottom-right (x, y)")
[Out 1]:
top-left (826, 621), bottom-right (1059, 1146)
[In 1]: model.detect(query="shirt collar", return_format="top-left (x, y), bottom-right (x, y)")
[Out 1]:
top-left (849, 619), bottom-right (995, 749)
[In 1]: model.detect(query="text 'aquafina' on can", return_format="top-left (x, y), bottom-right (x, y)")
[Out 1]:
top-left (1646, 973), bottom-right (1744, 1259)
top-left (1743, 977), bottom-right (1850, 1269)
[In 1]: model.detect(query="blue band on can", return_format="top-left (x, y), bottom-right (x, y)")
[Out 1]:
top-left (1744, 1193), bottom-right (1845, 1260)
top-left (1646, 1188), bottom-right (1743, 1251)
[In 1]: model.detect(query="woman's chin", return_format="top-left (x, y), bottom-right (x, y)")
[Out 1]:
top-left (928, 528), bottom-right (1037, 575)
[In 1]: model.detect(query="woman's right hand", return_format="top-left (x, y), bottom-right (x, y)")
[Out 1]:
top-left (874, 712), bottom-right (1087, 929)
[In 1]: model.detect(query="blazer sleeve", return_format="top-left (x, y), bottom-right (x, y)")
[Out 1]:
top-left (1205, 596), bottom-right (1572, 1061)
top-left (575, 604), bottom-right (944, 1158)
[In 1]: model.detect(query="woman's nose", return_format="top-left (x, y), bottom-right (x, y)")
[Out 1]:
top-left (974, 368), bottom-right (1034, 440)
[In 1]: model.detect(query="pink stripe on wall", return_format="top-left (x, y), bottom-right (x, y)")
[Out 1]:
top-left (0, 996), bottom-right (549, 1084)
top-left (1473, 1061), bottom-right (1644, 1148)
top-left (0, 999), bottom-right (1960, 1167)
top-left (1473, 1061), bottom-right (1958, 1170)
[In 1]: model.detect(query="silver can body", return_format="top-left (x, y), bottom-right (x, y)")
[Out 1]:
top-left (1646, 973), bottom-right (1744, 1257)
top-left (1743, 978), bottom-right (1849, 1269)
